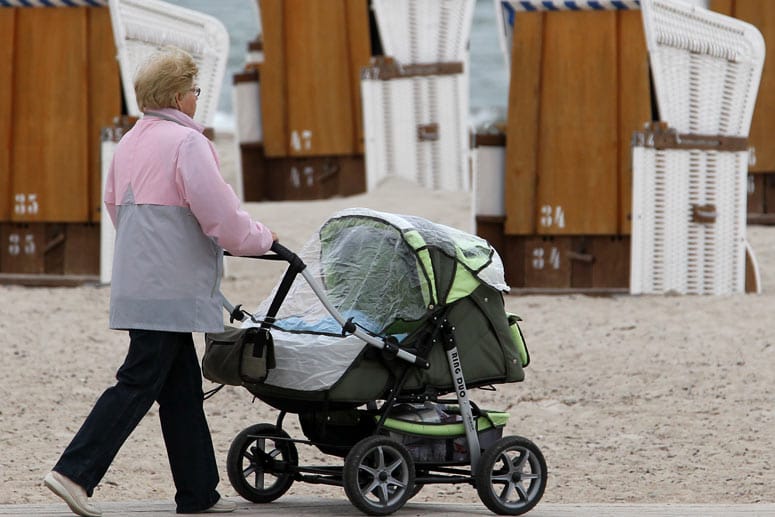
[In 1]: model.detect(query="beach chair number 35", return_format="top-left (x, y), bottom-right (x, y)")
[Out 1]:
top-left (14, 193), bottom-right (39, 216)
top-left (7, 233), bottom-right (36, 256)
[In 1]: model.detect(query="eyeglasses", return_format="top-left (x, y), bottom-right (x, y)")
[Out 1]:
top-left (190, 87), bottom-right (201, 98)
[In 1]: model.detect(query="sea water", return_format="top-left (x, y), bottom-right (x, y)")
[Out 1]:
top-left (165, 0), bottom-right (510, 133)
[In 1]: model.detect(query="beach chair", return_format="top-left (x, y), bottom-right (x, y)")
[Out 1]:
top-left (107, 0), bottom-right (229, 128)
top-left (361, 0), bottom-right (475, 192)
top-left (630, 0), bottom-right (765, 294)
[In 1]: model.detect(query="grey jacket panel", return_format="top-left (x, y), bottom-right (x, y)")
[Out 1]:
top-left (109, 200), bottom-right (225, 333)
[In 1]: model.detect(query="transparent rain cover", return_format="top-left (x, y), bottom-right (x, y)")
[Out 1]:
top-left (252, 208), bottom-right (507, 337)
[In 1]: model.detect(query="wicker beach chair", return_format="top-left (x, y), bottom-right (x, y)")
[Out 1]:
top-left (361, 0), bottom-right (475, 192)
top-left (630, 0), bottom-right (765, 295)
top-left (107, 0), bottom-right (229, 128)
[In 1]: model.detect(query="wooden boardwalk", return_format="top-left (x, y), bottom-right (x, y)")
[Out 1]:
top-left (1, 499), bottom-right (774, 516)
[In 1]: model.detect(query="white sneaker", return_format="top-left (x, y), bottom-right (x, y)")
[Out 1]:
top-left (199, 497), bottom-right (237, 513)
top-left (44, 471), bottom-right (102, 517)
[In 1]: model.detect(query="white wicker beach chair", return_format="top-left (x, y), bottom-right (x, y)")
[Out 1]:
top-left (107, 0), bottom-right (229, 128)
top-left (361, 62), bottom-right (470, 192)
top-left (362, 0), bottom-right (474, 192)
top-left (630, 0), bottom-right (765, 295)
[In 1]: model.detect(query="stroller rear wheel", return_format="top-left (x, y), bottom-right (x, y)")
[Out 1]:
top-left (226, 423), bottom-right (298, 503)
top-left (343, 435), bottom-right (415, 516)
top-left (476, 435), bottom-right (547, 515)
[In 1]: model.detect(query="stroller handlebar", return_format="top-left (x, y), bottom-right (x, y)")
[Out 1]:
top-left (270, 241), bottom-right (296, 262)
top-left (224, 241), bottom-right (302, 266)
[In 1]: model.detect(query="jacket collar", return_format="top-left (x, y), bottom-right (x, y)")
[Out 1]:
top-left (142, 108), bottom-right (205, 133)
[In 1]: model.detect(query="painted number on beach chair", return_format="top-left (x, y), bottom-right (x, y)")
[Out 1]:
top-left (14, 193), bottom-right (39, 216)
top-left (531, 246), bottom-right (561, 270)
top-left (290, 166), bottom-right (315, 188)
top-left (7, 233), bottom-right (36, 256)
top-left (290, 129), bottom-right (313, 152)
top-left (539, 205), bottom-right (565, 229)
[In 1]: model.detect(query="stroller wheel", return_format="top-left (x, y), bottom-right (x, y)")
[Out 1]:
top-left (226, 423), bottom-right (298, 503)
top-left (476, 435), bottom-right (547, 515)
top-left (343, 436), bottom-right (415, 516)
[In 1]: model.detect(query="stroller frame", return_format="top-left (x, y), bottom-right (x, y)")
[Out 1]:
top-left (220, 242), bottom-right (546, 515)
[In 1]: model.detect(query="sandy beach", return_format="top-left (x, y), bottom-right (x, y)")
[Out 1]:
top-left (1, 133), bottom-right (774, 508)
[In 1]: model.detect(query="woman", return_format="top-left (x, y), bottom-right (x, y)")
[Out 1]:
top-left (44, 47), bottom-right (275, 515)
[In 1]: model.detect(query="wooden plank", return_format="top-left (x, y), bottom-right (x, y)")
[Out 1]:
top-left (87, 7), bottom-right (122, 223)
top-left (504, 236), bottom-right (526, 288)
top-left (504, 12), bottom-right (544, 235)
top-left (536, 11), bottom-right (618, 235)
top-left (708, 0), bottom-right (734, 16)
top-left (747, 173), bottom-right (765, 215)
top-left (617, 10), bottom-right (651, 236)
top-left (258, 0), bottom-right (287, 157)
top-left (0, 10), bottom-right (15, 222)
top-left (745, 242), bottom-right (759, 293)
top-left (0, 223), bottom-right (45, 274)
top-left (284, 0), bottom-right (356, 156)
top-left (344, 0), bottom-right (371, 155)
top-left (523, 236), bottom-right (572, 288)
top-left (726, 1), bottom-right (775, 173)
top-left (3, 500), bottom-right (775, 517)
top-left (765, 173), bottom-right (775, 214)
top-left (475, 216), bottom-right (506, 262)
top-left (63, 223), bottom-right (100, 275)
top-left (12, 8), bottom-right (89, 222)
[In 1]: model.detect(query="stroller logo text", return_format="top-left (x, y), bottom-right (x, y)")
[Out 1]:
top-left (451, 351), bottom-right (466, 398)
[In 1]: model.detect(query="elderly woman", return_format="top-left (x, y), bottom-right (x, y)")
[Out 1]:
top-left (44, 47), bottom-right (275, 516)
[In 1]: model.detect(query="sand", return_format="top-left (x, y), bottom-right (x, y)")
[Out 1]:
top-left (1, 134), bottom-right (774, 507)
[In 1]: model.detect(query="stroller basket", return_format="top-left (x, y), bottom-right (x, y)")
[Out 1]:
top-left (381, 404), bottom-right (509, 464)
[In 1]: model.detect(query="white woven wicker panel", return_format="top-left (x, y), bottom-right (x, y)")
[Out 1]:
top-left (642, 0), bottom-right (764, 135)
top-left (361, 73), bottom-right (470, 192)
top-left (108, 0), bottom-right (229, 128)
top-left (100, 137), bottom-right (117, 285)
top-left (631, 145), bottom-right (749, 295)
top-left (233, 79), bottom-right (262, 144)
top-left (472, 144), bottom-right (506, 217)
top-left (372, 0), bottom-right (475, 64)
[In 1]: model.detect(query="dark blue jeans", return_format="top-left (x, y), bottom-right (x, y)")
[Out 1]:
top-left (53, 330), bottom-right (221, 513)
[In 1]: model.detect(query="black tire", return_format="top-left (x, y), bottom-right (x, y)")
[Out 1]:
top-left (476, 435), bottom-right (547, 515)
top-left (343, 436), bottom-right (415, 515)
top-left (407, 482), bottom-right (424, 500)
top-left (226, 423), bottom-right (298, 503)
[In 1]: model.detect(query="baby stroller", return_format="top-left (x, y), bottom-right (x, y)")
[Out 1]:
top-left (203, 208), bottom-right (546, 515)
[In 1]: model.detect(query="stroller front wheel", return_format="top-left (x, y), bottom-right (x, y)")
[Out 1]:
top-left (343, 435), bottom-right (415, 516)
top-left (226, 423), bottom-right (298, 503)
top-left (476, 435), bottom-right (547, 515)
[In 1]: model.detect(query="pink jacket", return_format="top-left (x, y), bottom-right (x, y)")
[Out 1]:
top-left (104, 108), bottom-right (273, 332)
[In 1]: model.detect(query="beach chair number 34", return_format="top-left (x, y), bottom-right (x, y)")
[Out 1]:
top-left (539, 204), bottom-right (565, 229)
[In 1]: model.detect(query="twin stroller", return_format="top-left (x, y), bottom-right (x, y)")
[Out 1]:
top-left (203, 208), bottom-right (547, 515)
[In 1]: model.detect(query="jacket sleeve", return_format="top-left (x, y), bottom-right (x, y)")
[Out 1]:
top-left (176, 133), bottom-right (274, 256)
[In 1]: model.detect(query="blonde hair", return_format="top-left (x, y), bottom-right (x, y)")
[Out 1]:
top-left (134, 47), bottom-right (198, 112)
